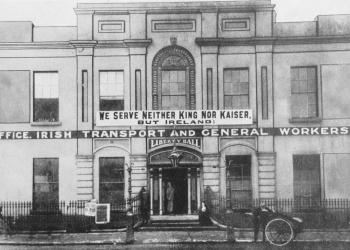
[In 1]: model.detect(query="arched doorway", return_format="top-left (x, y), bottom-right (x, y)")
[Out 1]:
top-left (148, 146), bottom-right (202, 215)
top-left (152, 44), bottom-right (196, 110)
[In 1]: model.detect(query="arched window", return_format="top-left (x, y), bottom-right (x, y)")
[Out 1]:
top-left (152, 45), bottom-right (195, 110)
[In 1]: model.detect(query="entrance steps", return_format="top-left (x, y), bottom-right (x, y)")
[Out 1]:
top-left (139, 215), bottom-right (223, 231)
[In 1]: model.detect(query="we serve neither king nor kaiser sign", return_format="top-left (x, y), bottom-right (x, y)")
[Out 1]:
top-left (96, 109), bottom-right (253, 126)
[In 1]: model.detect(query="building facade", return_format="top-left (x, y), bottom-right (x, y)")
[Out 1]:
top-left (1, 0), bottom-right (350, 215)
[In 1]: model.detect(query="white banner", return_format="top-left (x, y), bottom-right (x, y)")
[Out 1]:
top-left (96, 109), bottom-right (253, 126)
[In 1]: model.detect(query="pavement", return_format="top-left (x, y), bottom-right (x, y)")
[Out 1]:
top-left (1, 229), bottom-right (350, 246)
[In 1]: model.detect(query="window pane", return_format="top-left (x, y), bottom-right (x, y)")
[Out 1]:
top-left (223, 70), bottom-right (231, 83)
top-left (34, 98), bottom-right (59, 122)
top-left (232, 70), bottom-right (240, 83)
top-left (99, 71), bottom-right (124, 98)
top-left (34, 72), bottom-right (58, 98)
top-left (240, 69), bottom-right (249, 82)
top-left (100, 99), bottom-right (124, 111)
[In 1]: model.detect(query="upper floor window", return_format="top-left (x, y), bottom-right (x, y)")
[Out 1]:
top-left (152, 45), bottom-right (195, 110)
top-left (291, 67), bottom-right (318, 119)
top-left (33, 72), bottom-right (59, 122)
top-left (99, 71), bottom-right (124, 111)
top-left (0, 71), bottom-right (30, 123)
top-left (224, 68), bottom-right (249, 109)
top-left (161, 70), bottom-right (186, 110)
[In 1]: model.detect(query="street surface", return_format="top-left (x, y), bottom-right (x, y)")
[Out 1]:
top-left (1, 242), bottom-right (350, 250)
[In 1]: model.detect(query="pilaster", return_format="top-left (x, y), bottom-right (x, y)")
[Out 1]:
top-left (257, 152), bottom-right (276, 199)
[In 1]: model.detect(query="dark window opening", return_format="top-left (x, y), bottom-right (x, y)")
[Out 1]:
top-left (99, 157), bottom-right (125, 204)
top-left (33, 158), bottom-right (59, 211)
top-left (226, 155), bottom-right (252, 206)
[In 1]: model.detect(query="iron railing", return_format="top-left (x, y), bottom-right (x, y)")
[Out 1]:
top-left (0, 195), bottom-right (146, 233)
top-left (204, 189), bottom-right (350, 229)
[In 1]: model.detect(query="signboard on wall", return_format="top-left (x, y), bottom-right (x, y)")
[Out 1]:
top-left (96, 109), bottom-right (253, 126)
top-left (0, 126), bottom-right (349, 140)
top-left (148, 137), bottom-right (201, 151)
top-left (95, 204), bottom-right (110, 224)
top-left (84, 200), bottom-right (97, 217)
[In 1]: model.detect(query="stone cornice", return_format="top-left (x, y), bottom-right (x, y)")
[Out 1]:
top-left (0, 42), bottom-right (73, 50)
top-left (69, 40), bottom-right (97, 48)
top-left (195, 35), bottom-right (350, 46)
top-left (124, 39), bottom-right (152, 48)
top-left (75, 1), bottom-right (274, 15)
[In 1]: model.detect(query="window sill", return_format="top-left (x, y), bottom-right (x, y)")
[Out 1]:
top-left (289, 117), bottom-right (322, 124)
top-left (31, 122), bottom-right (62, 127)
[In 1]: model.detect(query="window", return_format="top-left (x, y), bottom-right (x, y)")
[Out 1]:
top-left (33, 72), bottom-right (59, 122)
top-left (33, 158), bottom-right (59, 209)
top-left (99, 71), bottom-right (124, 111)
top-left (226, 155), bottom-right (252, 205)
top-left (0, 71), bottom-right (30, 123)
top-left (291, 67), bottom-right (318, 119)
top-left (99, 157), bottom-right (125, 203)
top-left (161, 70), bottom-right (186, 110)
top-left (82, 70), bottom-right (88, 122)
top-left (224, 68), bottom-right (249, 109)
top-left (293, 155), bottom-right (321, 207)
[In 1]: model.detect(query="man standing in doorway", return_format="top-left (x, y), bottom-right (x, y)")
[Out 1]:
top-left (166, 182), bottom-right (175, 214)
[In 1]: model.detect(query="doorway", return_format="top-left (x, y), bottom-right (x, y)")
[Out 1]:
top-left (163, 168), bottom-right (187, 214)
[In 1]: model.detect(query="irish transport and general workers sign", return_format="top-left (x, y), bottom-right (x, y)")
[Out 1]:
top-left (0, 127), bottom-right (349, 140)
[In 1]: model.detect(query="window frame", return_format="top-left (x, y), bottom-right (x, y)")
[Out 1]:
top-left (290, 66), bottom-right (321, 123)
top-left (32, 158), bottom-right (59, 210)
top-left (99, 70), bottom-right (125, 111)
top-left (293, 154), bottom-right (321, 210)
top-left (226, 155), bottom-right (252, 207)
top-left (32, 71), bottom-right (59, 124)
top-left (160, 69), bottom-right (187, 110)
top-left (99, 157), bottom-right (125, 204)
top-left (223, 68), bottom-right (250, 110)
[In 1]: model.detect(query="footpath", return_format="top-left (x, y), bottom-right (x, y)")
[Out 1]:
top-left (1, 229), bottom-right (350, 245)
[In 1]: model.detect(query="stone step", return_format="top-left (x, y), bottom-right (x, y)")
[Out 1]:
top-left (151, 215), bottom-right (199, 221)
top-left (139, 225), bottom-right (221, 231)
top-left (150, 220), bottom-right (199, 224)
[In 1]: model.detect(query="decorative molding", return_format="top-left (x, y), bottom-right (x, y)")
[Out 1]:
top-left (195, 35), bottom-right (350, 46)
top-left (124, 39), bottom-right (152, 48)
top-left (0, 42), bottom-right (72, 50)
top-left (98, 20), bottom-right (125, 33)
top-left (69, 40), bottom-right (97, 48)
top-left (152, 45), bottom-right (196, 110)
top-left (222, 18), bottom-right (250, 31)
top-left (152, 19), bottom-right (196, 32)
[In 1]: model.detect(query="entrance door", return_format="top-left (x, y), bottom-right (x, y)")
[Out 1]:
top-left (163, 168), bottom-right (187, 214)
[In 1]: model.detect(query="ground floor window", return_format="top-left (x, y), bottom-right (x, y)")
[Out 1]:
top-left (226, 155), bottom-right (252, 206)
top-left (99, 157), bottom-right (125, 203)
top-left (33, 158), bottom-right (59, 209)
top-left (293, 154), bottom-right (321, 207)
